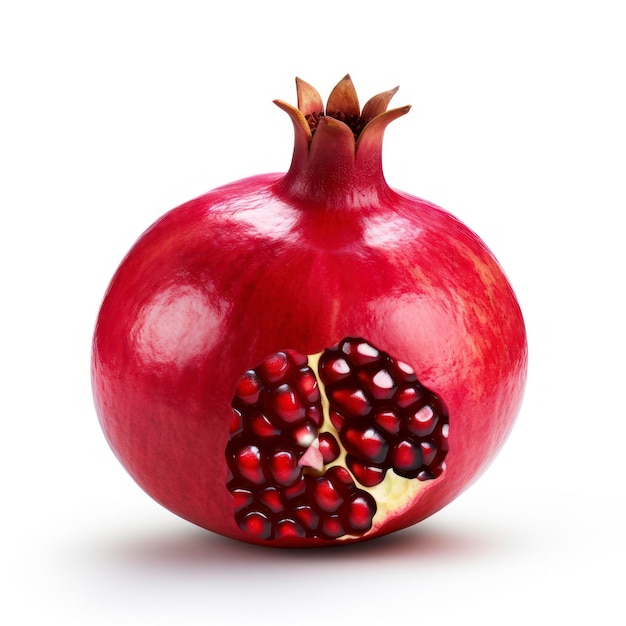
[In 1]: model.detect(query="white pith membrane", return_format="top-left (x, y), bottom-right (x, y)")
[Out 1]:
top-left (304, 351), bottom-right (429, 539)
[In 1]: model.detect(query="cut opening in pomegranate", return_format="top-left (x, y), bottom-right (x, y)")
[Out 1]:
top-left (226, 337), bottom-right (449, 542)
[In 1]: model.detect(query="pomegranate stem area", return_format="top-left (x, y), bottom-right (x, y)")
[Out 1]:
top-left (273, 75), bottom-right (410, 208)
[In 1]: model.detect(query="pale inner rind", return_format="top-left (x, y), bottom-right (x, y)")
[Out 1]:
top-left (307, 352), bottom-right (427, 538)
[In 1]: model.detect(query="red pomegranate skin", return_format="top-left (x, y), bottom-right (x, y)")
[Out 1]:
top-left (92, 76), bottom-right (527, 546)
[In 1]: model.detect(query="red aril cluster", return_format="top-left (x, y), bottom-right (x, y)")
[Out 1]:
top-left (226, 337), bottom-right (447, 542)
top-left (319, 337), bottom-right (448, 488)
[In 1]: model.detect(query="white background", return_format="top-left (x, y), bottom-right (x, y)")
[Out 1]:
top-left (2, 1), bottom-right (624, 624)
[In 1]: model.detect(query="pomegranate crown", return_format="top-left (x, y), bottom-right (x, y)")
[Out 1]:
top-left (274, 75), bottom-right (411, 204)
top-left (274, 74), bottom-right (410, 146)
top-left (274, 74), bottom-right (410, 159)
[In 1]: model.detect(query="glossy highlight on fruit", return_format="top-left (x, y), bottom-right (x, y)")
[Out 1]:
top-left (92, 75), bottom-right (527, 547)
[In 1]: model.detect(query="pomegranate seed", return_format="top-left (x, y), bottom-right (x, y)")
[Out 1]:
top-left (396, 360), bottom-right (417, 381)
top-left (341, 338), bottom-right (380, 366)
top-left (259, 486), bottom-right (284, 513)
top-left (318, 432), bottom-right (340, 464)
top-left (293, 504), bottom-right (319, 531)
top-left (230, 486), bottom-right (253, 512)
top-left (268, 383), bottom-right (306, 423)
top-left (371, 369), bottom-right (397, 398)
top-left (329, 410), bottom-right (345, 431)
top-left (321, 356), bottom-right (351, 382)
top-left (441, 423), bottom-right (449, 443)
top-left (343, 426), bottom-right (389, 463)
top-left (395, 385), bottom-right (424, 409)
top-left (347, 457), bottom-right (386, 487)
top-left (234, 444), bottom-right (265, 484)
top-left (374, 410), bottom-right (401, 435)
top-left (269, 449), bottom-right (301, 487)
top-left (238, 510), bottom-right (272, 539)
top-left (259, 351), bottom-right (291, 383)
top-left (326, 465), bottom-right (353, 487)
top-left (230, 409), bottom-right (242, 434)
top-left (282, 475), bottom-right (306, 500)
top-left (407, 404), bottom-right (438, 437)
top-left (311, 476), bottom-right (344, 512)
top-left (391, 439), bottom-right (423, 473)
top-left (250, 413), bottom-right (281, 438)
top-left (293, 421), bottom-right (317, 447)
top-left (275, 517), bottom-right (306, 539)
top-left (235, 370), bottom-right (263, 404)
top-left (306, 405), bottom-right (323, 427)
top-left (420, 441), bottom-right (437, 466)
top-left (297, 368), bottom-right (321, 403)
top-left (346, 494), bottom-right (376, 532)
top-left (418, 469), bottom-right (435, 481)
top-left (358, 368), bottom-right (397, 400)
top-left (329, 387), bottom-right (371, 417)
top-left (322, 515), bottom-right (345, 539)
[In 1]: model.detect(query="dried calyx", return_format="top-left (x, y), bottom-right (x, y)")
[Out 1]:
top-left (274, 74), bottom-right (410, 145)
top-left (273, 75), bottom-right (411, 206)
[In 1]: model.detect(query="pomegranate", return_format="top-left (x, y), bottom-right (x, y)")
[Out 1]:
top-left (92, 75), bottom-right (527, 546)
